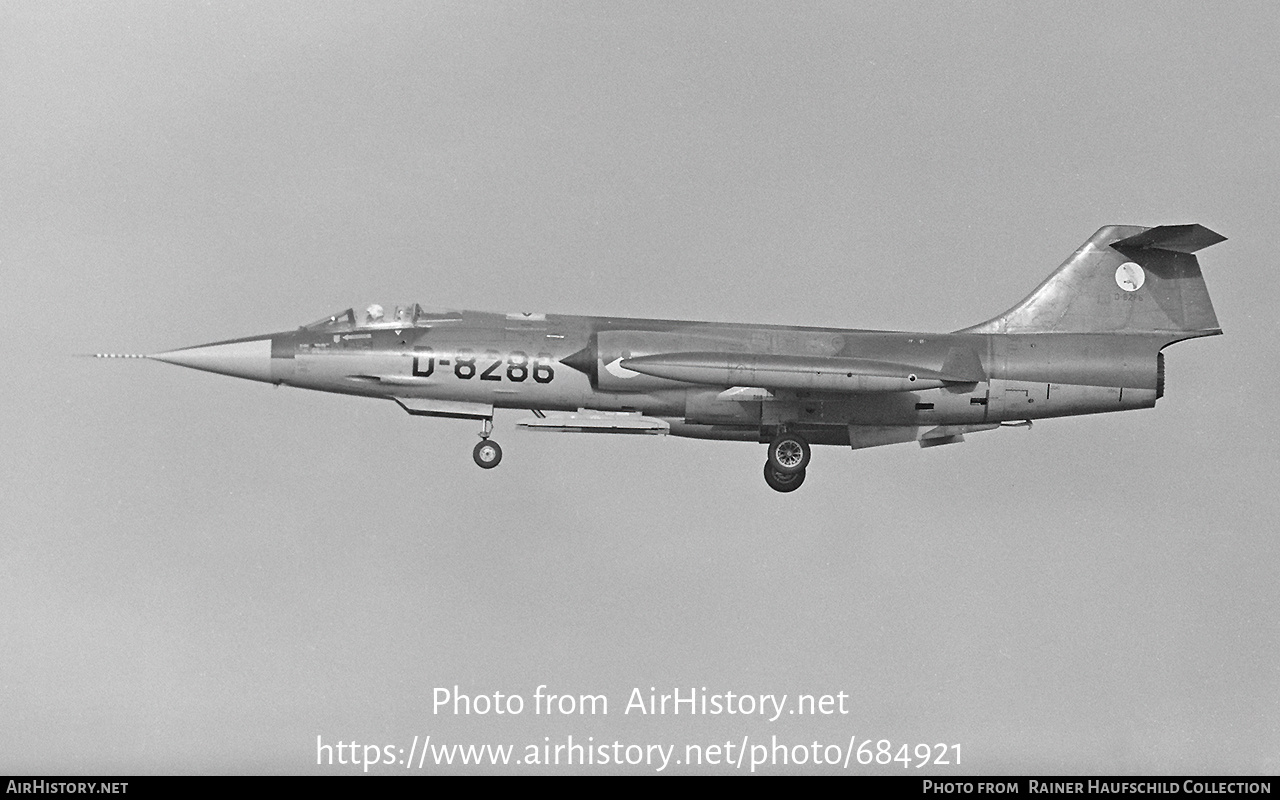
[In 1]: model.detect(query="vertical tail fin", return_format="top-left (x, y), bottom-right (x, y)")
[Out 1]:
top-left (959, 224), bottom-right (1225, 336)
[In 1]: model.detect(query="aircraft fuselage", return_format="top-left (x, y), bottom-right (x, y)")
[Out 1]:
top-left (213, 310), bottom-right (1187, 444)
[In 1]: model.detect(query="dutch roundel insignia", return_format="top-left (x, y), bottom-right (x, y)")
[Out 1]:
top-left (1115, 262), bottom-right (1145, 292)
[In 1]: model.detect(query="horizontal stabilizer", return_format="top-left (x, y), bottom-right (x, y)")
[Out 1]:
top-left (1110, 224), bottom-right (1226, 253)
top-left (517, 411), bottom-right (670, 435)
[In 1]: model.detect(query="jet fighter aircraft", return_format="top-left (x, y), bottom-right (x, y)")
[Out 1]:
top-left (98, 224), bottom-right (1224, 492)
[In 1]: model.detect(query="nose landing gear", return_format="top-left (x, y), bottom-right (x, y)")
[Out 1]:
top-left (473, 440), bottom-right (502, 468)
top-left (473, 418), bottom-right (502, 469)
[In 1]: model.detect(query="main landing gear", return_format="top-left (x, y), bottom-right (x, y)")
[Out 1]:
top-left (767, 431), bottom-right (810, 474)
top-left (764, 431), bottom-right (810, 492)
top-left (763, 462), bottom-right (806, 492)
top-left (473, 418), bottom-right (502, 469)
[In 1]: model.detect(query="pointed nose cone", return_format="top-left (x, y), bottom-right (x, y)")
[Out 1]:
top-left (150, 337), bottom-right (275, 383)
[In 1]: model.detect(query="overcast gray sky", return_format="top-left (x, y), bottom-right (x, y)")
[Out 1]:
top-left (3, 1), bottom-right (1278, 774)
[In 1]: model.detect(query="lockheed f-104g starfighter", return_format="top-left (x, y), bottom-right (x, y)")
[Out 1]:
top-left (98, 224), bottom-right (1224, 492)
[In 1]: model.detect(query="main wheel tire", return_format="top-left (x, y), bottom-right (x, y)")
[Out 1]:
top-left (763, 462), bottom-right (806, 493)
top-left (767, 432), bottom-right (811, 475)
top-left (473, 439), bottom-right (503, 469)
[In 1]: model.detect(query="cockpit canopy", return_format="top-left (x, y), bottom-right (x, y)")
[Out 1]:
top-left (302, 304), bottom-right (452, 333)
top-left (301, 309), bottom-right (357, 332)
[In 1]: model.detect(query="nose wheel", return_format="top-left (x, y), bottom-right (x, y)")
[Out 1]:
top-left (473, 439), bottom-right (503, 469)
top-left (473, 417), bottom-right (502, 469)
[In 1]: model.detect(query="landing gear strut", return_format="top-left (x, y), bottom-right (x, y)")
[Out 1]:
top-left (473, 418), bottom-right (502, 469)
